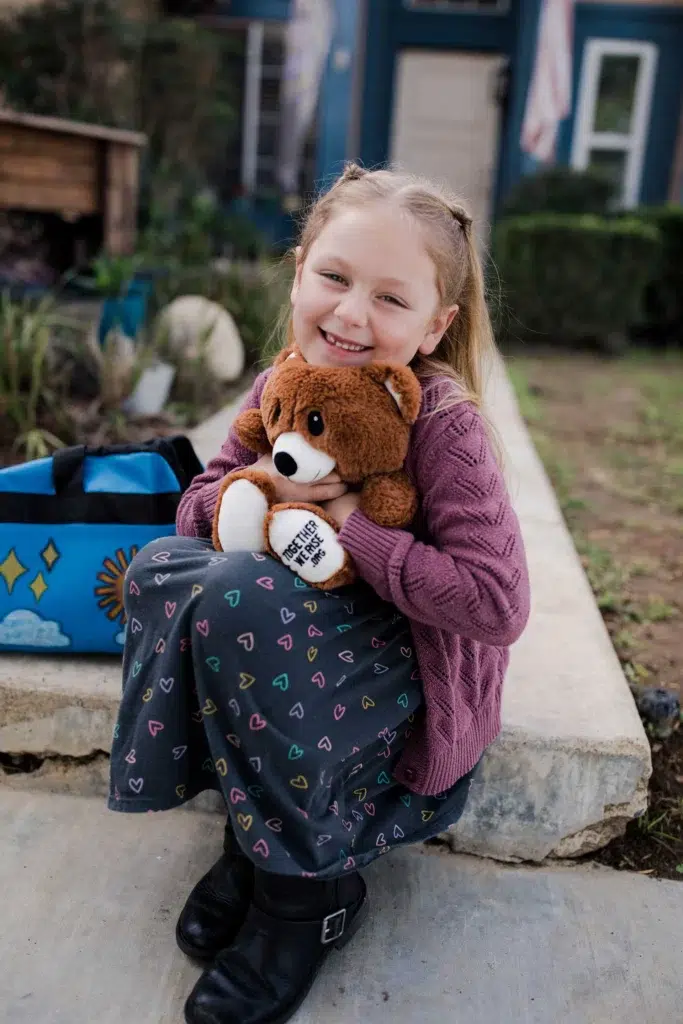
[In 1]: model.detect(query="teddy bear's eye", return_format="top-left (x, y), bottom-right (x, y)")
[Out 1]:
top-left (308, 410), bottom-right (324, 436)
top-left (271, 400), bottom-right (281, 423)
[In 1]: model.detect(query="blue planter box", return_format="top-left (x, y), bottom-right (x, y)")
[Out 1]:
top-left (98, 279), bottom-right (151, 346)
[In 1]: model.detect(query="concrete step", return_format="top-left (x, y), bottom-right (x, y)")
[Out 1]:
top-left (1, 789), bottom-right (680, 1024)
top-left (0, 357), bottom-right (651, 862)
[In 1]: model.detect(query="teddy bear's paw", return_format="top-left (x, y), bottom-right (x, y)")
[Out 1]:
top-left (268, 508), bottom-right (347, 585)
top-left (216, 478), bottom-right (268, 552)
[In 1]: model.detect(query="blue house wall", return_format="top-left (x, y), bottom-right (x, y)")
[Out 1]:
top-left (214, 0), bottom-right (682, 225)
top-left (212, 0), bottom-right (547, 221)
top-left (316, 0), bottom-right (365, 188)
top-left (354, 0), bottom-right (683, 209)
top-left (216, 0), bottom-right (290, 18)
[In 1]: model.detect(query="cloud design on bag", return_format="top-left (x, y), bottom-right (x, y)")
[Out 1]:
top-left (115, 628), bottom-right (127, 646)
top-left (0, 609), bottom-right (71, 648)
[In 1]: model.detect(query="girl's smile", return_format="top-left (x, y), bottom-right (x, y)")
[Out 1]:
top-left (319, 328), bottom-right (371, 357)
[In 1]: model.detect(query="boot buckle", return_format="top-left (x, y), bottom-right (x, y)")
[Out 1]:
top-left (321, 908), bottom-right (346, 944)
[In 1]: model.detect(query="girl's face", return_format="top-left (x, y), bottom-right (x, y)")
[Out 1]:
top-left (290, 203), bottom-right (458, 368)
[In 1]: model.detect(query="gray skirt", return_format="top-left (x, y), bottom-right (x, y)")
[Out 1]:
top-left (108, 535), bottom-right (477, 878)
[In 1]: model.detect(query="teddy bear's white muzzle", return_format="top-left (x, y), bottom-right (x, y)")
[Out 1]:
top-left (272, 432), bottom-right (336, 484)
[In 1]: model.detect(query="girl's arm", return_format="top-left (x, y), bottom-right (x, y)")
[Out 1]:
top-left (338, 402), bottom-right (530, 647)
top-left (175, 370), bottom-right (271, 539)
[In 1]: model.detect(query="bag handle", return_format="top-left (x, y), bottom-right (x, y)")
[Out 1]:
top-left (52, 437), bottom-right (203, 495)
top-left (52, 445), bottom-right (87, 494)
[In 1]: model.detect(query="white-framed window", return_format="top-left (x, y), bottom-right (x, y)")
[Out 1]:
top-left (570, 39), bottom-right (658, 208)
top-left (240, 21), bottom-right (317, 197)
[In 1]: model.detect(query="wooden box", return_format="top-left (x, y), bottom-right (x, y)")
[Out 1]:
top-left (0, 110), bottom-right (146, 256)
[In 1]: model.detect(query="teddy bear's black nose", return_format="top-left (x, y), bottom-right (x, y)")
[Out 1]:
top-left (274, 452), bottom-right (298, 478)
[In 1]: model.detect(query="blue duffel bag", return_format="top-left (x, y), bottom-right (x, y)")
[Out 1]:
top-left (0, 436), bottom-right (203, 654)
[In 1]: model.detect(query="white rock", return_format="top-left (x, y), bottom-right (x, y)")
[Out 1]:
top-left (157, 295), bottom-right (245, 383)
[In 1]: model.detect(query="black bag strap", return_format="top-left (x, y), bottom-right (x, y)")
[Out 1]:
top-left (51, 436), bottom-right (203, 496)
top-left (52, 445), bottom-right (87, 495)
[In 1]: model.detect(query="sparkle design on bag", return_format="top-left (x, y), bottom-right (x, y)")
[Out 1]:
top-left (40, 539), bottom-right (61, 572)
top-left (28, 572), bottom-right (48, 602)
top-left (1, 539), bottom-right (62, 605)
top-left (95, 546), bottom-right (139, 624)
top-left (0, 548), bottom-right (28, 594)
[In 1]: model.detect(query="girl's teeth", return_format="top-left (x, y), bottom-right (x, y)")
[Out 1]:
top-left (324, 332), bottom-right (366, 352)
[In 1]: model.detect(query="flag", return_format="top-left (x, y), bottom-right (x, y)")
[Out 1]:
top-left (521, 0), bottom-right (575, 163)
top-left (276, 0), bottom-right (335, 199)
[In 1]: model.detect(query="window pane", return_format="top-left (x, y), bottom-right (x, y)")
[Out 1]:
top-left (261, 77), bottom-right (281, 115)
top-left (594, 55), bottom-right (640, 133)
top-left (258, 122), bottom-right (278, 160)
top-left (256, 165), bottom-right (277, 192)
top-left (588, 148), bottom-right (627, 196)
top-left (262, 26), bottom-right (284, 68)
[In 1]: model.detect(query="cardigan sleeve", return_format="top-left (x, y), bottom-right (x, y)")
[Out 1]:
top-left (175, 369), bottom-right (270, 539)
top-left (339, 403), bottom-right (530, 647)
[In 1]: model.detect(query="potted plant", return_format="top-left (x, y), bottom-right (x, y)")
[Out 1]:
top-left (81, 253), bottom-right (151, 346)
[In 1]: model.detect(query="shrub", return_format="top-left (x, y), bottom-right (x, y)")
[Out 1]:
top-left (494, 214), bottom-right (661, 347)
top-left (501, 167), bottom-right (616, 218)
top-left (630, 205), bottom-right (683, 343)
top-left (138, 190), bottom-right (268, 272)
top-left (0, 292), bottom-right (84, 460)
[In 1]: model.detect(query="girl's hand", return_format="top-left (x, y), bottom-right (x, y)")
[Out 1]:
top-left (254, 454), bottom-right (348, 504)
top-left (321, 491), bottom-right (362, 528)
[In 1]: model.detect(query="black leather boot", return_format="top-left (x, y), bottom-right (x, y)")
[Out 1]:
top-left (184, 867), bottom-right (368, 1024)
top-left (176, 819), bottom-right (254, 963)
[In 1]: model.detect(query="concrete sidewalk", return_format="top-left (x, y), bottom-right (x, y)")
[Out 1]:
top-left (1, 789), bottom-right (680, 1024)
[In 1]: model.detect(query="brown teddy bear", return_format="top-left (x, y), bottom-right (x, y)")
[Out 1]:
top-left (211, 349), bottom-right (422, 590)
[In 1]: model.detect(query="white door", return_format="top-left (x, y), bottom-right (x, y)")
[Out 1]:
top-left (390, 50), bottom-right (506, 241)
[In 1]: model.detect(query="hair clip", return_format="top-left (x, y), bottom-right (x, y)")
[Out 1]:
top-left (342, 163), bottom-right (366, 182)
top-left (450, 207), bottom-right (472, 232)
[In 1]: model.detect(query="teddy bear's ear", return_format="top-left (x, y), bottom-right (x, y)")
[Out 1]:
top-left (273, 344), bottom-right (306, 366)
top-left (367, 364), bottom-right (422, 425)
top-left (233, 408), bottom-right (271, 453)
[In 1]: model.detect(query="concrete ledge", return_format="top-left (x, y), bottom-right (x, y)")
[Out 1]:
top-left (0, 357), bottom-right (651, 861)
top-left (445, 360), bottom-right (651, 860)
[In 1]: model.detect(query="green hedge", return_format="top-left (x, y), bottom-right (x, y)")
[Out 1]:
top-left (494, 214), bottom-right (661, 346)
top-left (631, 205), bottom-right (683, 342)
top-left (501, 167), bottom-right (615, 217)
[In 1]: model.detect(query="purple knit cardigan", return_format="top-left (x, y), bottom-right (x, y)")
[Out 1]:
top-left (176, 370), bottom-right (530, 795)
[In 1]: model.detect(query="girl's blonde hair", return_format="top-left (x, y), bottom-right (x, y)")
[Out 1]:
top-left (277, 162), bottom-right (498, 411)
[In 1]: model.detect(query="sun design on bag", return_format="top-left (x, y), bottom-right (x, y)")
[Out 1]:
top-left (95, 546), bottom-right (139, 624)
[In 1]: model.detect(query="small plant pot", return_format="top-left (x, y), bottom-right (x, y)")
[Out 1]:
top-left (98, 279), bottom-right (151, 346)
top-left (124, 360), bottom-right (176, 417)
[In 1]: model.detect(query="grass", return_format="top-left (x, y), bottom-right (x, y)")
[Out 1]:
top-left (508, 348), bottom-right (683, 878)
top-left (505, 364), bottom-right (542, 424)
top-left (0, 291), bottom-right (90, 459)
top-left (637, 596), bottom-right (678, 623)
top-left (575, 541), bottom-right (630, 613)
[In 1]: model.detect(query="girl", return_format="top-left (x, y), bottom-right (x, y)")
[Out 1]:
top-left (109, 164), bottom-right (530, 1024)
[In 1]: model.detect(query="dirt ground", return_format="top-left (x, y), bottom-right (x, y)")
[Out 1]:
top-left (508, 348), bottom-right (682, 880)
